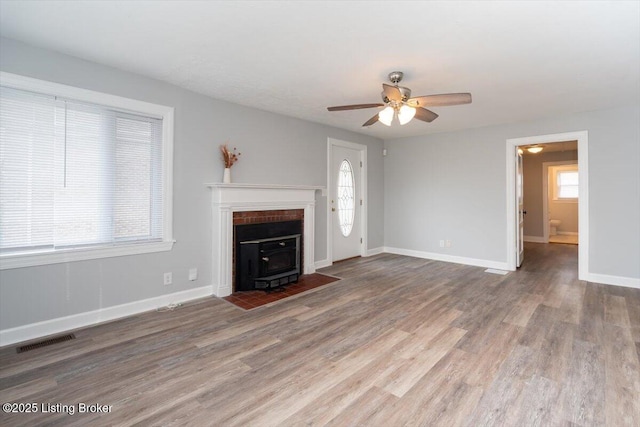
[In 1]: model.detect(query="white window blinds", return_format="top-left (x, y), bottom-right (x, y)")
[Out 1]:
top-left (557, 170), bottom-right (579, 199)
top-left (0, 85), bottom-right (164, 254)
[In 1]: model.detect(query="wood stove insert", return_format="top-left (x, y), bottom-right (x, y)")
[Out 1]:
top-left (235, 220), bottom-right (302, 291)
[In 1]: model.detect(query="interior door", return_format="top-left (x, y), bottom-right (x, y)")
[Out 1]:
top-left (516, 148), bottom-right (525, 267)
top-left (331, 145), bottom-right (362, 261)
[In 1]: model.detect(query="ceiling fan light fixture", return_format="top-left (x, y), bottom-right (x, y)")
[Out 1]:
top-left (378, 106), bottom-right (394, 126)
top-left (527, 145), bottom-right (544, 154)
top-left (327, 70), bottom-right (472, 127)
top-left (398, 105), bottom-right (416, 125)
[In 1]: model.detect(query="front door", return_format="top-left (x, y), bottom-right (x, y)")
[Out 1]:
top-left (330, 144), bottom-right (362, 261)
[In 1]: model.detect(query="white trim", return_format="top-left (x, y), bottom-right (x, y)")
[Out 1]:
top-left (327, 138), bottom-right (368, 263)
top-left (506, 131), bottom-right (589, 281)
top-left (315, 259), bottom-right (332, 269)
top-left (366, 247), bottom-right (384, 256)
top-left (587, 273), bottom-right (640, 290)
top-left (0, 72), bottom-right (172, 118)
top-left (314, 246), bottom-right (383, 270)
top-left (524, 235), bottom-right (547, 243)
top-left (0, 241), bottom-right (174, 270)
top-left (558, 231), bottom-right (579, 236)
top-left (0, 285), bottom-right (213, 347)
top-left (0, 72), bottom-right (175, 269)
top-left (163, 109), bottom-right (175, 243)
top-left (384, 247), bottom-right (510, 271)
top-left (207, 183), bottom-right (323, 191)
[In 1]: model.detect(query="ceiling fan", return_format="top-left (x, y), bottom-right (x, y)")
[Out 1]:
top-left (327, 71), bottom-right (472, 127)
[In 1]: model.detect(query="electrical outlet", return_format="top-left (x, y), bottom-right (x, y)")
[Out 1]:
top-left (446, 240), bottom-right (452, 248)
top-left (164, 272), bottom-right (172, 286)
top-left (188, 268), bottom-right (198, 281)
top-left (439, 240), bottom-right (445, 248)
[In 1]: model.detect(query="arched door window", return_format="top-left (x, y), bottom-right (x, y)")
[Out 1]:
top-left (337, 159), bottom-right (355, 237)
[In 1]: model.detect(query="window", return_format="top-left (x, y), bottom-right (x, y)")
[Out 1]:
top-left (557, 170), bottom-right (579, 199)
top-left (0, 72), bottom-right (174, 269)
top-left (551, 164), bottom-right (579, 201)
top-left (337, 159), bottom-right (355, 237)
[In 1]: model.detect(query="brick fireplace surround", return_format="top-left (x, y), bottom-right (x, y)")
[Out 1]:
top-left (233, 209), bottom-right (304, 225)
top-left (207, 183), bottom-right (322, 297)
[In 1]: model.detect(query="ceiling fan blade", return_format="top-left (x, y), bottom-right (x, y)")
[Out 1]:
top-left (327, 103), bottom-right (384, 111)
top-left (414, 107), bottom-right (439, 123)
top-left (382, 84), bottom-right (402, 102)
top-left (362, 113), bottom-right (379, 127)
top-left (407, 93), bottom-right (472, 108)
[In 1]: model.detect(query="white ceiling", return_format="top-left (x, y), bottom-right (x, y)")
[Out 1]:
top-left (1, 1), bottom-right (638, 140)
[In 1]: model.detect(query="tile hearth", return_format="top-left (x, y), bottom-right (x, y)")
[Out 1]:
top-left (223, 273), bottom-right (339, 310)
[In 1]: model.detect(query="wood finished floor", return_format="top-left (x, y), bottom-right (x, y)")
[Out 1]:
top-left (1, 242), bottom-right (639, 426)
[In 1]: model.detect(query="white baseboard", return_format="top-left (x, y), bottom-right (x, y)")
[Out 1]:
top-left (366, 247), bottom-right (384, 256)
top-left (524, 235), bottom-right (547, 243)
top-left (587, 273), bottom-right (640, 289)
top-left (0, 285), bottom-right (214, 347)
top-left (558, 231), bottom-right (579, 236)
top-left (315, 247), bottom-right (383, 270)
top-left (383, 247), bottom-right (511, 271)
top-left (315, 258), bottom-right (332, 269)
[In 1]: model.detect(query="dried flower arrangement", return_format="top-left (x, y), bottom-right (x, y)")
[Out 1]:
top-left (220, 144), bottom-right (241, 168)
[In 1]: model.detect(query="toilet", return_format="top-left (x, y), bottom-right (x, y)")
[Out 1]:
top-left (549, 219), bottom-right (561, 236)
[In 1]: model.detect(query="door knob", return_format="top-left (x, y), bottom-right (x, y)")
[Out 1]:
top-left (332, 208), bottom-right (335, 212)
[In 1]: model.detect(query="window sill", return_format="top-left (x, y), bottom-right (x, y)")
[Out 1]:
top-left (552, 198), bottom-right (579, 204)
top-left (0, 240), bottom-right (175, 270)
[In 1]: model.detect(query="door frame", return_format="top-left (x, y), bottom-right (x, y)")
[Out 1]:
top-left (542, 160), bottom-right (579, 243)
top-left (517, 148), bottom-right (524, 267)
top-left (327, 138), bottom-right (368, 264)
top-left (506, 131), bottom-right (589, 280)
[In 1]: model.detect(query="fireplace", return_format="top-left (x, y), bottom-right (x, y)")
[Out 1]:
top-left (235, 220), bottom-right (302, 291)
top-left (208, 183), bottom-right (321, 297)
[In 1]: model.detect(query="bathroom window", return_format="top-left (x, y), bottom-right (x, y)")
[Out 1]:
top-left (553, 165), bottom-right (579, 201)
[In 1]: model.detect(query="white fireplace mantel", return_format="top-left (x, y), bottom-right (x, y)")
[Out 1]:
top-left (206, 183), bottom-right (324, 297)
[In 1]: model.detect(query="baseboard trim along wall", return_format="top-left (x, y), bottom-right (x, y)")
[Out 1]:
top-left (587, 273), bottom-right (640, 290)
top-left (0, 285), bottom-right (214, 347)
top-left (366, 247), bottom-right (384, 256)
top-left (315, 259), bottom-right (332, 269)
top-left (524, 235), bottom-right (547, 243)
top-left (315, 247), bottom-right (384, 270)
top-left (383, 247), bottom-right (511, 271)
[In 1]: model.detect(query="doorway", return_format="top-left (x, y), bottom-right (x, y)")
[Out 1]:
top-left (544, 160), bottom-right (579, 245)
top-left (506, 131), bottom-right (589, 280)
top-left (327, 138), bottom-right (367, 263)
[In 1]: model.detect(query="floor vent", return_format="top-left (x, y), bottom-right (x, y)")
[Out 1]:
top-left (17, 333), bottom-right (76, 353)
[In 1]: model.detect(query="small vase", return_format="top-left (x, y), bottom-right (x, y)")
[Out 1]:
top-left (223, 167), bottom-right (231, 184)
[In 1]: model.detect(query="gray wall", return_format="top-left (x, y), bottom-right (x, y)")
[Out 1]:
top-left (523, 150), bottom-right (578, 237)
top-left (0, 38), bottom-right (384, 330)
top-left (384, 105), bottom-right (640, 280)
